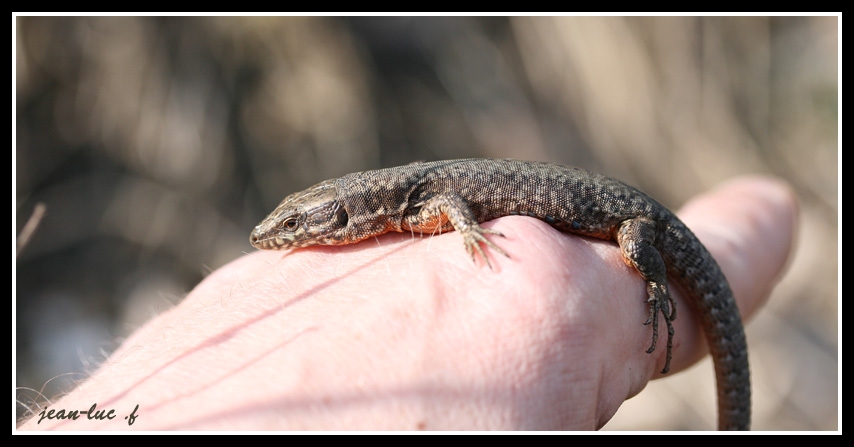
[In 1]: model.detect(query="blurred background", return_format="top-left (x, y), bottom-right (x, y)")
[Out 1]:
top-left (14, 16), bottom-right (838, 430)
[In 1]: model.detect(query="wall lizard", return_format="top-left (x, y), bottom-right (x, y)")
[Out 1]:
top-left (249, 158), bottom-right (751, 430)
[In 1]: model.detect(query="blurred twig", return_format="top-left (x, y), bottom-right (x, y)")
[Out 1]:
top-left (16, 202), bottom-right (46, 257)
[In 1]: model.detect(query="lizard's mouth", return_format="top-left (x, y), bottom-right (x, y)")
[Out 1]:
top-left (249, 229), bottom-right (292, 250)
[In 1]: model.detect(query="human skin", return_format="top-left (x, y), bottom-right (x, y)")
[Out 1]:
top-left (19, 176), bottom-right (797, 431)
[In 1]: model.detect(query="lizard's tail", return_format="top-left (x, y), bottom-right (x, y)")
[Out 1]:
top-left (663, 221), bottom-right (751, 430)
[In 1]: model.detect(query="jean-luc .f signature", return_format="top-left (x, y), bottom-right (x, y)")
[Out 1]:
top-left (37, 403), bottom-right (139, 426)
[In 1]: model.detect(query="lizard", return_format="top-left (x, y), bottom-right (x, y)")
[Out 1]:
top-left (249, 158), bottom-right (751, 430)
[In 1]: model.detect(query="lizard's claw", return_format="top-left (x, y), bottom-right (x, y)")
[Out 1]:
top-left (643, 281), bottom-right (676, 374)
top-left (462, 226), bottom-right (508, 270)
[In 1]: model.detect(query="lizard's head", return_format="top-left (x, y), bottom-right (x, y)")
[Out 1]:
top-left (249, 180), bottom-right (349, 250)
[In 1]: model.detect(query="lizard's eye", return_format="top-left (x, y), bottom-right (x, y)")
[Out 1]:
top-left (282, 217), bottom-right (299, 231)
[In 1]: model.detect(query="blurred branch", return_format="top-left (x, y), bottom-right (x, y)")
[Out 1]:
top-left (16, 202), bottom-right (46, 257)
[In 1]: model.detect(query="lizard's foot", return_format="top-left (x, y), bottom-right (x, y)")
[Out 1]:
top-left (462, 226), bottom-right (508, 270)
top-left (643, 281), bottom-right (677, 374)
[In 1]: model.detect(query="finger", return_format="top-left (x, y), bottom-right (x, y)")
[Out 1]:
top-left (678, 176), bottom-right (798, 321)
top-left (657, 176), bottom-right (798, 373)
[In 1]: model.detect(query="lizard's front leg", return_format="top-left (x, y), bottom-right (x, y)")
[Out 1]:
top-left (403, 193), bottom-right (508, 269)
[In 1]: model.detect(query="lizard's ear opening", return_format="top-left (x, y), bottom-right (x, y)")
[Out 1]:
top-left (336, 207), bottom-right (349, 227)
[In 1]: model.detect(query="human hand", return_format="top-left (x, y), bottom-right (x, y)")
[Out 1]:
top-left (20, 176), bottom-right (796, 430)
